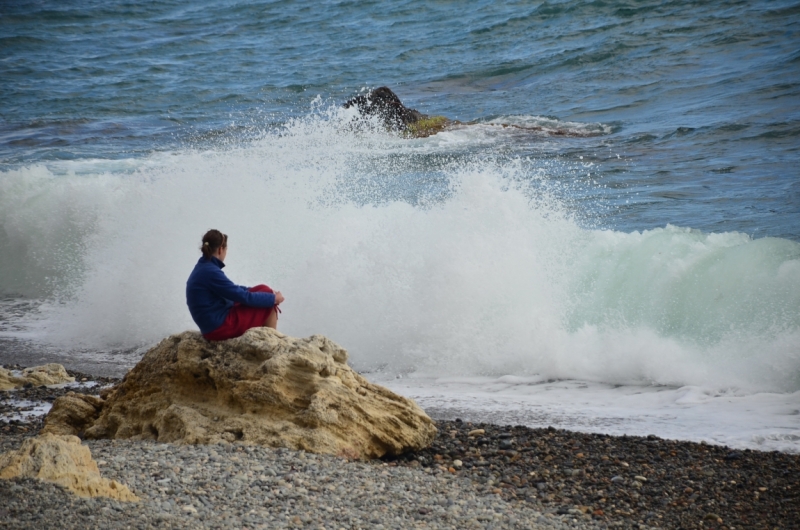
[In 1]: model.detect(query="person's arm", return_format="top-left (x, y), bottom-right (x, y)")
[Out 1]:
top-left (205, 269), bottom-right (276, 308)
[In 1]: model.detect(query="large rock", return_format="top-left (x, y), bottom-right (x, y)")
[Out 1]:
top-left (0, 434), bottom-right (138, 501)
top-left (44, 328), bottom-right (436, 459)
top-left (0, 363), bottom-right (75, 390)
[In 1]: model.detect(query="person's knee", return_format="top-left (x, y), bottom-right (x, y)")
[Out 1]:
top-left (264, 309), bottom-right (278, 329)
top-left (249, 284), bottom-right (273, 293)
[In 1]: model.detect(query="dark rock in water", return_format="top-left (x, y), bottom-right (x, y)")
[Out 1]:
top-left (344, 87), bottom-right (423, 128)
top-left (343, 86), bottom-right (449, 138)
top-left (343, 86), bottom-right (605, 139)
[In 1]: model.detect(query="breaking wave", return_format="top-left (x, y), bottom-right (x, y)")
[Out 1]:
top-left (1, 109), bottom-right (798, 392)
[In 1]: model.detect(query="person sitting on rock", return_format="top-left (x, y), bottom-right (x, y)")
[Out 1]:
top-left (186, 229), bottom-right (284, 341)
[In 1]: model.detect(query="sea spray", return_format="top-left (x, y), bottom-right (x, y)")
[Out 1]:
top-left (0, 112), bottom-right (798, 392)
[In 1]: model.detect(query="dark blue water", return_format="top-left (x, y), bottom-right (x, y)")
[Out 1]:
top-left (2, 0), bottom-right (799, 239)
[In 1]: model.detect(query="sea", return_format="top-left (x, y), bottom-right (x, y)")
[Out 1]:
top-left (1, 0), bottom-right (799, 452)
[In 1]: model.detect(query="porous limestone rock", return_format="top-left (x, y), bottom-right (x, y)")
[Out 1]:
top-left (0, 434), bottom-right (138, 501)
top-left (41, 392), bottom-right (104, 436)
top-left (0, 367), bottom-right (24, 391)
top-left (46, 328), bottom-right (436, 459)
top-left (0, 363), bottom-right (75, 390)
top-left (22, 363), bottom-right (76, 386)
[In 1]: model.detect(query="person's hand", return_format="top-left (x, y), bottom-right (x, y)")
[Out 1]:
top-left (274, 291), bottom-right (285, 305)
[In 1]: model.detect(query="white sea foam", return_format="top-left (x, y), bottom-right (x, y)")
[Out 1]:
top-left (484, 115), bottom-right (612, 136)
top-left (0, 110), bottom-right (798, 400)
top-left (377, 375), bottom-right (800, 453)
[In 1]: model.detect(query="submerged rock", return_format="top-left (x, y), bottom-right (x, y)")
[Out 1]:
top-left (0, 433), bottom-right (138, 501)
top-left (44, 328), bottom-right (436, 459)
top-left (0, 363), bottom-right (75, 391)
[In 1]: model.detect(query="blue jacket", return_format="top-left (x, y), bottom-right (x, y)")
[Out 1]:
top-left (186, 257), bottom-right (276, 334)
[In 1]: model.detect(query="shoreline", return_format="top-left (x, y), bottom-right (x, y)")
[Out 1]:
top-left (1, 368), bottom-right (799, 529)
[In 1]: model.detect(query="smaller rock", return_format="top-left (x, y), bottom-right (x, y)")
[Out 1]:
top-left (41, 392), bottom-right (104, 436)
top-left (0, 364), bottom-right (75, 390)
top-left (23, 364), bottom-right (76, 386)
top-left (468, 429), bottom-right (485, 437)
top-left (0, 434), bottom-right (138, 501)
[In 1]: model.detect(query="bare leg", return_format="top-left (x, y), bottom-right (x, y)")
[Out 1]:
top-left (264, 308), bottom-right (278, 329)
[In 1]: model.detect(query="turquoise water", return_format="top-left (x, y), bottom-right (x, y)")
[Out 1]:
top-left (1, 0), bottom-right (799, 396)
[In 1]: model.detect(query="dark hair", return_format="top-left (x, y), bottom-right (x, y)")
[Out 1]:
top-left (201, 229), bottom-right (228, 259)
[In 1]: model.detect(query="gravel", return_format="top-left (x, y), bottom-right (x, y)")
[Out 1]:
top-left (387, 420), bottom-right (800, 530)
top-left (0, 434), bottom-right (602, 530)
top-left (3, 368), bottom-right (798, 529)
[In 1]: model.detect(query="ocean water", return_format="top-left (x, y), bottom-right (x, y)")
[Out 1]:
top-left (1, 0), bottom-right (799, 451)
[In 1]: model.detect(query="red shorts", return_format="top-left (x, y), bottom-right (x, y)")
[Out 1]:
top-left (203, 284), bottom-right (278, 341)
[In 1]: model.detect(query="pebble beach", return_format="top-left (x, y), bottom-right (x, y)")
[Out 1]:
top-left (2, 369), bottom-right (798, 530)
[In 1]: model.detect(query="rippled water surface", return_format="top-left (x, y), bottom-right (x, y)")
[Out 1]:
top-left (2, 0), bottom-right (798, 237)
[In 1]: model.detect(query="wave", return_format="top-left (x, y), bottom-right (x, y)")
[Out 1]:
top-left (0, 109), bottom-right (798, 393)
top-left (482, 115), bottom-right (613, 136)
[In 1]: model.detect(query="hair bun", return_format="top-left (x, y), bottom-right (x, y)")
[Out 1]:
top-left (200, 229), bottom-right (226, 258)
